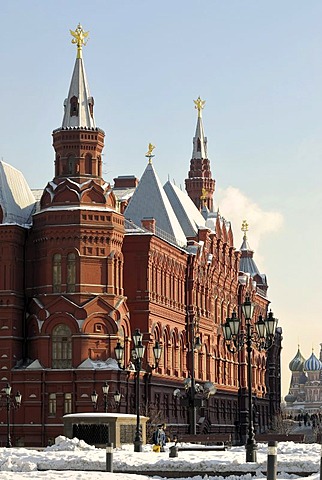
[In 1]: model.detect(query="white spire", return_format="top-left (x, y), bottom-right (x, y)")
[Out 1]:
top-left (192, 97), bottom-right (207, 159)
top-left (62, 24), bottom-right (96, 129)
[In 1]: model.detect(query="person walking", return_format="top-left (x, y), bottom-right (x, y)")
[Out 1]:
top-left (153, 423), bottom-right (167, 452)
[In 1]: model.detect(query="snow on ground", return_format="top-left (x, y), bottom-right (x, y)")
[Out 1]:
top-left (0, 436), bottom-right (321, 480)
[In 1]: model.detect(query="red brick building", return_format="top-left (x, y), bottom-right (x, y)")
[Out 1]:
top-left (0, 26), bottom-right (282, 447)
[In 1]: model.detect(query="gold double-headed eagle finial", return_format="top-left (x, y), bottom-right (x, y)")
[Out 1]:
top-left (194, 96), bottom-right (206, 118)
top-left (70, 23), bottom-right (89, 59)
top-left (200, 187), bottom-right (208, 206)
top-left (241, 220), bottom-right (249, 239)
top-left (145, 143), bottom-right (156, 164)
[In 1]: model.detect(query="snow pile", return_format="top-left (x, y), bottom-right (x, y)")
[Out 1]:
top-left (45, 435), bottom-right (96, 452)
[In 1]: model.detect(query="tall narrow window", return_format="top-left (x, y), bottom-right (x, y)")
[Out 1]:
top-left (53, 254), bottom-right (62, 293)
top-left (52, 324), bottom-right (72, 369)
top-left (64, 393), bottom-right (72, 414)
top-left (70, 96), bottom-right (79, 117)
top-left (67, 155), bottom-right (75, 175)
top-left (85, 154), bottom-right (92, 174)
top-left (67, 253), bottom-right (76, 293)
top-left (49, 393), bottom-right (57, 416)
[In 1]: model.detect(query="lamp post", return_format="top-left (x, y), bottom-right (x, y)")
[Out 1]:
top-left (91, 382), bottom-right (121, 412)
top-left (222, 295), bottom-right (277, 463)
top-left (114, 329), bottom-right (162, 452)
top-left (4, 383), bottom-right (22, 448)
top-left (187, 311), bottom-right (203, 434)
top-left (174, 380), bottom-right (217, 433)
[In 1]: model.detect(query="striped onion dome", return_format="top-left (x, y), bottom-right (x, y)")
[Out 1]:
top-left (304, 351), bottom-right (322, 372)
top-left (289, 347), bottom-right (305, 372)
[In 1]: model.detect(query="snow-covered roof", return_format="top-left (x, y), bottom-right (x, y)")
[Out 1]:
top-left (63, 413), bottom-right (143, 420)
top-left (113, 187), bottom-right (136, 202)
top-left (124, 162), bottom-right (187, 247)
top-left (0, 161), bottom-right (36, 225)
top-left (77, 358), bottom-right (120, 370)
top-left (164, 181), bottom-right (205, 237)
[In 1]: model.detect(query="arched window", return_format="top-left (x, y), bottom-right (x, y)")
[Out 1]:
top-left (64, 393), bottom-right (72, 414)
top-left (52, 324), bottom-right (72, 369)
top-left (53, 254), bottom-right (62, 293)
top-left (85, 154), bottom-right (92, 174)
top-left (67, 253), bottom-right (76, 293)
top-left (70, 96), bottom-right (79, 117)
top-left (67, 155), bottom-right (75, 175)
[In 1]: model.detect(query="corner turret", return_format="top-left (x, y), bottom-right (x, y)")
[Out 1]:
top-left (52, 24), bottom-right (105, 184)
top-left (239, 220), bottom-right (268, 296)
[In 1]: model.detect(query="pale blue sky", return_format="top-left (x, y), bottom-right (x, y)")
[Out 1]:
top-left (1, 1), bottom-right (322, 396)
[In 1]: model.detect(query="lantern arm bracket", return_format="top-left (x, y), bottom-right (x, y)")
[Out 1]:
top-left (225, 326), bottom-right (275, 353)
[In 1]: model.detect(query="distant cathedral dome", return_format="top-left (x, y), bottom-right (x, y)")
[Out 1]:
top-left (304, 351), bottom-right (322, 372)
top-left (289, 347), bottom-right (305, 372)
top-left (284, 393), bottom-right (296, 403)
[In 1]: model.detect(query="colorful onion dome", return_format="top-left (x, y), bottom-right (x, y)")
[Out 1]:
top-left (289, 347), bottom-right (305, 372)
top-left (304, 351), bottom-right (322, 371)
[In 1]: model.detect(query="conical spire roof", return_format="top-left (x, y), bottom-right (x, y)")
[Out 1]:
top-left (239, 220), bottom-right (260, 276)
top-left (124, 153), bottom-right (187, 247)
top-left (61, 24), bottom-right (96, 129)
top-left (192, 96), bottom-right (207, 159)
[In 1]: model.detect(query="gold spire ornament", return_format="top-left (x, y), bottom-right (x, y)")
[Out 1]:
top-left (194, 96), bottom-right (206, 118)
top-left (200, 187), bottom-right (208, 206)
top-left (241, 220), bottom-right (249, 239)
top-left (145, 143), bottom-right (156, 164)
top-left (70, 23), bottom-right (89, 59)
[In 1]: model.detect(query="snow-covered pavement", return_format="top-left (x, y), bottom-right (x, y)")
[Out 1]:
top-left (0, 436), bottom-right (321, 480)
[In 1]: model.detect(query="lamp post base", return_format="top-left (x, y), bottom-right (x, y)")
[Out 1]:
top-left (134, 439), bottom-right (143, 452)
top-left (246, 441), bottom-right (257, 462)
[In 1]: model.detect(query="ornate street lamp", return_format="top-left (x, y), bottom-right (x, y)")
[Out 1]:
top-left (114, 330), bottom-right (162, 452)
top-left (113, 390), bottom-right (122, 408)
top-left (185, 312), bottom-right (203, 435)
top-left (174, 380), bottom-right (217, 431)
top-left (91, 382), bottom-right (121, 413)
top-left (222, 295), bottom-right (277, 462)
top-left (4, 383), bottom-right (22, 448)
top-left (91, 389), bottom-right (98, 410)
top-left (102, 381), bottom-right (110, 413)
